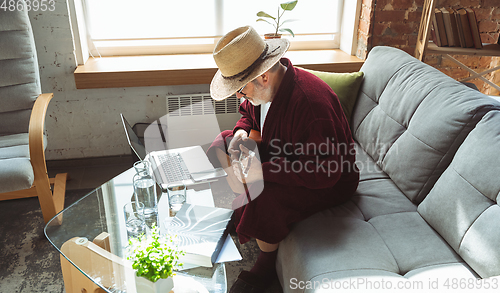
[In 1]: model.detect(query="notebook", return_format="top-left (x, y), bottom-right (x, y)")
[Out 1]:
top-left (120, 114), bottom-right (226, 189)
top-left (165, 204), bottom-right (234, 267)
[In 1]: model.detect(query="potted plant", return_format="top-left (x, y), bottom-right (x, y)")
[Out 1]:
top-left (257, 0), bottom-right (298, 39)
top-left (127, 224), bottom-right (184, 293)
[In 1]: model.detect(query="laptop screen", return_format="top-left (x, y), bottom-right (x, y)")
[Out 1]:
top-left (120, 114), bottom-right (147, 160)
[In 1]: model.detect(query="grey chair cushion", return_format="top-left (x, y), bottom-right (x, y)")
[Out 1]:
top-left (0, 8), bottom-right (41, 135)
top-left (351, 46), bottom-right (500, 204)
top-left (0, 134), bottom-right (34, 193)
top-left (418, 110), bottom-right (500, 278)
top-left (0, 7), bottom-right (42, 193)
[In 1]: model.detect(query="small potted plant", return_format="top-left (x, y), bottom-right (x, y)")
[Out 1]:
top-left (257, 0), bottom-right (298, 39)
top-left (127, 224), bottom-right (184, 293)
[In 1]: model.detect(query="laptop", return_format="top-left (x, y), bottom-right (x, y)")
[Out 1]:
top-left (120, 114), bottom-right (226, 190)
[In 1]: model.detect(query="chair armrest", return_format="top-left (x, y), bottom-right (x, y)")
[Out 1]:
top-left (29, 93), bottom-right (53, 179)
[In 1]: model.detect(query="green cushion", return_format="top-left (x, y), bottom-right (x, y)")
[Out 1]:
top-left (300, 68), bottom-right (364, 123)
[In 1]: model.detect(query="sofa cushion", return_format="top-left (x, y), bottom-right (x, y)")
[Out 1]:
top-left (353, 142), bottom-right (388, 182)
top-left (298, 68), bottom-right (364, 123)
top-left (368, 212), bottom-right (463, 275)
top-left (298, 264), bottom-right (476, 293)
top-left (352, 179), bottom-right (416, 220)
top-left (277, 216), bottom-right (399, 291)
top-left (277, 210), bottom-right (471, 293)
top-left (418, 110), bottom-right (500, 278)
top-left (351, 46), bottom-right (500, 204)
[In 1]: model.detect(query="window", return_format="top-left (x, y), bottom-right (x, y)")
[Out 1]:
top-left (82, 0), bottom-right (345, 57)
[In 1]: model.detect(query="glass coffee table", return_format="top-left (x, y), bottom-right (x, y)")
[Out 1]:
top-left (45, 167), bottom-right (235, 293)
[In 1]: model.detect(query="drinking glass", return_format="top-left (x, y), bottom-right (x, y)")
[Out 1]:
top-left (166, 183), bottom-right (186, 216)
top-left (123, 202), bottom-right (146, 238)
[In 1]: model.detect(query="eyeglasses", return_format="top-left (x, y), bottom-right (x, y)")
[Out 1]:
top-left (237, 84), bottom-right (247, 96)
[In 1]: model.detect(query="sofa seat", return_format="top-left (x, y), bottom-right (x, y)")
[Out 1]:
top-left (277, 143), bottom-right (477, 292)
top-left (277, 210), bottom-right (477, 292)
top-left (0, 133), bottom-right (46, 193)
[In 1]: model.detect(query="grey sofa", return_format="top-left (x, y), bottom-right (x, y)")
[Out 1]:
top-left (277, 46), bottom-right (500, 292)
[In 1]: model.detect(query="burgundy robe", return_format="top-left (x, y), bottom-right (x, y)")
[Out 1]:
top-left (207, 58), bottom-right (359, 244)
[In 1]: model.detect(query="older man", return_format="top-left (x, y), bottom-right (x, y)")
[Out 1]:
top-left (207, 26), bottom-right (359, 292)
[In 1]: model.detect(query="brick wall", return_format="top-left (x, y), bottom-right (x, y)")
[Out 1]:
top-left (356, 0), bottom-right (500, 95)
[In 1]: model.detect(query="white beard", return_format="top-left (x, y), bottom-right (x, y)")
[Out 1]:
top-left (247, 82), bottom-right (273, 106)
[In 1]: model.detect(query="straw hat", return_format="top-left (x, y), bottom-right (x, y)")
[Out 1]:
top-left (210, 26), bottom-right (290, 101)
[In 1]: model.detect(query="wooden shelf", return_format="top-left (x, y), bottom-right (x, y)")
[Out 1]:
top-left (415, 0), bottom-right (500, 60)
top-left (426, 42), bottom-right (500, 56)
top-left (74, 50), bottom-right (364, 89)
top-left (415, 0), bottom-right (500, 92)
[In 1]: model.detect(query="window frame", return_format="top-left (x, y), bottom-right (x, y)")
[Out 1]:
top-left (68, 0), bottom-right (361, 65)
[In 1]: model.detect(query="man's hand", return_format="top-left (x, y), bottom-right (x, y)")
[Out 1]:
top-left (232, 144), bottom-right (263, 184)
top-left (228, 129), bottom-right (248, 161)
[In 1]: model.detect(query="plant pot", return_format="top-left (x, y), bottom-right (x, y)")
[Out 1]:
top-left (264, 33), bottom-right (282, 39)
top-left (135, 275), bottom-right (174, 293)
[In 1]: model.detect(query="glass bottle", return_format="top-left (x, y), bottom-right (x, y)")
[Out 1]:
top-left (132, 161), bottom-right (157, 220)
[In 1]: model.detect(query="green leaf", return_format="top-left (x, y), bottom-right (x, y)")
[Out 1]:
top-left (256, 11), bottom-right (275, 20)
top-left (257, 18), bottom-right (276, 28)
top-left (280, 0), bottom-right (298, 11)
top-left (279, 28), bottom-right (295, 37)
top-left (280, 19), bottom-right (297, 26)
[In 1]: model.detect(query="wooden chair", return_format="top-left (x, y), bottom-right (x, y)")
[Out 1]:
top-left (0, 8), bottom-right (67, 224)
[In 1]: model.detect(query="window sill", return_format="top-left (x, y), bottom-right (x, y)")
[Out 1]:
top-left (74, 49), bottom-right (364, 89)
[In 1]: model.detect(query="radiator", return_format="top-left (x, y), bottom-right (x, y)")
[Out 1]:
top-left (157, 93), bottom-right (242, 149)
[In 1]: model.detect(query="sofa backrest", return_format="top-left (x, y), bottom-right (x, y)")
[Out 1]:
top-left (0, 8), bottom-right (41, 135)
top-left (351, 46), bottom-right (500, 204)
top-left (418, 110), bottom-right (500, 278)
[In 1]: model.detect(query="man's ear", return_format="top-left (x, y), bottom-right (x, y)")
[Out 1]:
top-left (260, 71), bottom-right (269, 83)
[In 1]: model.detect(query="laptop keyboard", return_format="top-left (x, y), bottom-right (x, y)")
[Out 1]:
top-left (158, 154), bottom-right (190, 183)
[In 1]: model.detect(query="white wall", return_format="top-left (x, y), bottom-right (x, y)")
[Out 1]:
top-left (28, 1), bottom-right (210, 160)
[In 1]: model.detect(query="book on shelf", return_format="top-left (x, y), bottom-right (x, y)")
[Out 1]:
top-left (440, 7), bottom-right (456, 47)
top-left (166, 204), bottom-right (234, 267)
top-left (465, 8), bottom-right (483, 49)
top-left (447, 8), bottom-right (462, 47)
top-left (453, 7), bottom-right (466, 47)
top-left (433, 8), bottom-right (448, 46)
top-left (456, 7), bottom-right (475, 48)
top-left (430, 24), bottom-right (441, 47)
